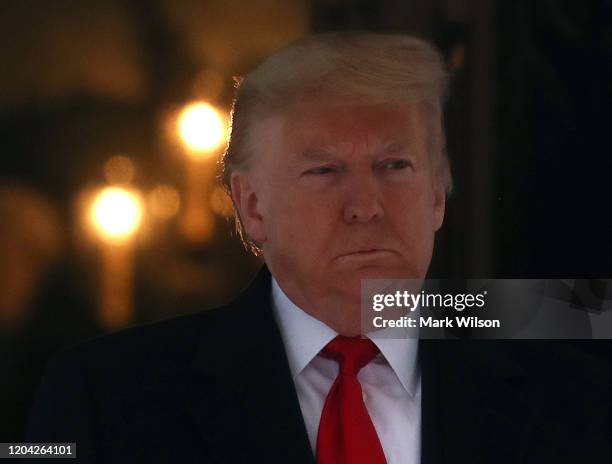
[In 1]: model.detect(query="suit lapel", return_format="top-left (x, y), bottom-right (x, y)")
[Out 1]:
top-left (420, 340), bottom-right (529, 464)
top-left (186, 266), bottom-right (315, 463)
top-left (420, 339), bottom-right (444, 464)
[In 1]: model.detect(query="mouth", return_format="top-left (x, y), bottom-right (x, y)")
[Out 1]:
top-left (338, 248), bottom-right (394, 258)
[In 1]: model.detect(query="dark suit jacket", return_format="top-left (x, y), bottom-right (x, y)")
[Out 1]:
top-left (27, 266), bottom-right (612, 463)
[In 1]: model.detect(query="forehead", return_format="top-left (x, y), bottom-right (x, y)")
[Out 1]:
top-left (281, 101), bottom-right (421, 148)
top-left (246, 101), bottom-right (427, 167)
top-left (246, 101), bottom-right (428, 175)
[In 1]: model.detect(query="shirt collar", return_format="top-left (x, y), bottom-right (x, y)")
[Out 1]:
top-left (271, 276), bottom-right (419, 398)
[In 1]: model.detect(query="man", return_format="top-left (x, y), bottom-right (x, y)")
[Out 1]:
top-left (28, 33), bottom-right (612, 463)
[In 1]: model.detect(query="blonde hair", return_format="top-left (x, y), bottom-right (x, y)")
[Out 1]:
top-left (220, 31), bottom-right (452, 254)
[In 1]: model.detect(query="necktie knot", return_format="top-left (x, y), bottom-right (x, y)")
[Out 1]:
top-left (322, 335), bottom-right (380, 376)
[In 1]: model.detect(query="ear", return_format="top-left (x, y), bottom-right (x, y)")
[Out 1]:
top-left (230, 172), bottom-right (267, 244)
top-left (433, 185), bottom-right (446, 232)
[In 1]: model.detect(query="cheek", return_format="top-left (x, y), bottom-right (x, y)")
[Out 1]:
top-left (388, 184), bottom-right (437, 233)
top-left (267, 190), bottom-right (338, 247)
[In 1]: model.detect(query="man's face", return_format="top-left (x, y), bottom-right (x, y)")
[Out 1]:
top-left (232, 101), bottom-right (445, 334)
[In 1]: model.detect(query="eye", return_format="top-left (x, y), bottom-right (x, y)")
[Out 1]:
top-left (381, 159), bottom-right (412, 170)
top-left (305, 166), bottom-right (338, 175)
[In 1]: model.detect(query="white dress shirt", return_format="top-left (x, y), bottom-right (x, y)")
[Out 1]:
top-left (271, 277), bottom-right (421, 464)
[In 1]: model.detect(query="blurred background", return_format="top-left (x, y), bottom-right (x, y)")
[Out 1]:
top-left (1, 0), bottom-right (611, 442)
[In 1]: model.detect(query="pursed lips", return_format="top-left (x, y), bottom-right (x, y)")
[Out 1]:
top-left (337, 248), bottom-right (394, 258)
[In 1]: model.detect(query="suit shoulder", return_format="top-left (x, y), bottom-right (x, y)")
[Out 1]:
top-left (49, 302), bottom-right (239, 376)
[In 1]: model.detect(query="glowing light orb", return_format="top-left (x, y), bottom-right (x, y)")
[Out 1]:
top-left (177, 102), bottom-right (226, 157)
top-left (91, 187), bottom-right (143, 241)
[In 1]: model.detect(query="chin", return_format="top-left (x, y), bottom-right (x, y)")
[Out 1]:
top-left (330, 267), bottom-right (400, 300)
top-left (351, 264), bottom-right (416, 280)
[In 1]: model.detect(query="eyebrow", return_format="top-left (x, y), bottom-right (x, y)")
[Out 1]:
top-left (377, 139), bottom-right (413, 156)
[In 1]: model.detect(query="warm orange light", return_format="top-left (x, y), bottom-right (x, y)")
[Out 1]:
top-left (148, 184), bottom-right (180, 220)
top-left (210, 185), bottom-right (234, 217)
top-left (104, 155), bottom-right (135, 184)
top-left (177, 101), bottom-right (226, 157)
top-left (90, 187), bottom-right (143, 242)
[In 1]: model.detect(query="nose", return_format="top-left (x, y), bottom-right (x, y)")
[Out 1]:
top-left (342, 175), bottom-right (384, 223)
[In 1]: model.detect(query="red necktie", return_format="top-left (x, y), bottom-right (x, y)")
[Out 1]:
top-left (316, 336), bottom-right (387, 464)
